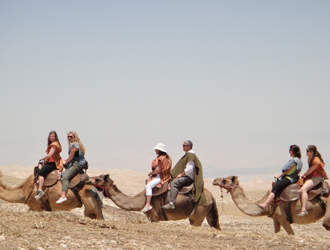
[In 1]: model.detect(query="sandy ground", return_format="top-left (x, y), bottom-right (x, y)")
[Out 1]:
top-left (1, 165), bottom-right (330, 249)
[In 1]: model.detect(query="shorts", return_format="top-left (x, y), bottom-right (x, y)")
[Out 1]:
top-left (310, 176), bottom-right (322, 186)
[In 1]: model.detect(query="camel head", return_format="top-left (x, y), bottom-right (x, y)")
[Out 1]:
top-left (212, 176), bottom-right (239, 193)
top-left (89, 174), bottom-right (114, 196)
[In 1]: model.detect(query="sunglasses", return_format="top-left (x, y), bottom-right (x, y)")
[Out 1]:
top-left (306, 149), bottom-right (310, 152)
top-left (67, 136), bottom-right (73, 139)
top-left (183, 145), bottom-right (189, 147)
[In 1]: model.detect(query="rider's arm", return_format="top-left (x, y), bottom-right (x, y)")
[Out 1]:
top-left (276, 163), bottom-right (297, 178)
top-left (63, 145), bottom-right (76, 165)
top-left (149, 165), bottom-right (162, 176)
top-left (302, 162), bottom-right (319, 178)
top-left (40, 145), bottom-right (56, 161)
top-left (176, 160), bottom-right (194, 178)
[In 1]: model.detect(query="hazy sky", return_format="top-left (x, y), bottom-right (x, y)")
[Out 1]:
top-left (1, 1), bottom-right (330, 181)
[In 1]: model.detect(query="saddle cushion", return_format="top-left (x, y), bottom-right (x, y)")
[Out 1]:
top-left (152, 182), bottom-right (168, 196)
top-left (151, 182), bottom-right (195, 196)
top-left (44, 170), bottom-right (58, 187)
top-left (42, 170), bottom-right (84, 188)
top-left (279, 181), bottom-right (330, 202)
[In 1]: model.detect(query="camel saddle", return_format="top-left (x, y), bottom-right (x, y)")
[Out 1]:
top-left (43, 170), bottom-right (81, 188)
top-left (34, 166), bottom-right (84, 188)
top-left (279, 181), bottom-right (330, 202)
top-left (152, 182), bottom-right (195, 196)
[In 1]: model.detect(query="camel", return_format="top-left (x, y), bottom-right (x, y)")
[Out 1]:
top-left (212, 175), bottom-right (329, 235)
top-left (90, 174), bottom-right (221, 230)
top-left (0, 170), bottom-right (104, 219)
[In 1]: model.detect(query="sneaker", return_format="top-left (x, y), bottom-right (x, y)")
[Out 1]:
top-left (141, 206), bottom-right (153, 213)
top-left (56, 197), bottom-right (67, 204)
top-left (162, 203), bottom-right (175, 209)
top-left (35, 190), bottom-right (44, 200)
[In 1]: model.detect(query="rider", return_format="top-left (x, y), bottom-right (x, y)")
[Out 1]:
top-left (162, 140), bottom-right (206, 209)
top-left (35, 131), bottom-right (63, 200)
top-left (297, 145), bottom-right (328, 216)
top-left (56, 131), bottom-right (87, 204)
top-left (141, 143), bottom-right (172, 213)
top-left (256, 145), bottom-right (302, 210)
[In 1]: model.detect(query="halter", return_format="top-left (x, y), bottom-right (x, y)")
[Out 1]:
top-left (218, 177), bottom-right (239, 193)
top-left (94, 176), bottom-right (113, 197)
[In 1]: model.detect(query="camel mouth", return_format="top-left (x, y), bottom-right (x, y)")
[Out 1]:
top-left (212, 179), bottom-right (224, 188)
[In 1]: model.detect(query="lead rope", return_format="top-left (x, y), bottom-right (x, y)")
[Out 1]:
top-left (219, 188), bottom-right (224, 216)
top-left (26, 161), bottom-right (43, 204)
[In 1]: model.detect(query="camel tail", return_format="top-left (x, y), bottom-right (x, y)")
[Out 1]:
top-left (206, 195), bottom-right (221, 230)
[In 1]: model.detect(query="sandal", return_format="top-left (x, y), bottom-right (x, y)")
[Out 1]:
top-left (297, 210), bottom-right (308, 217)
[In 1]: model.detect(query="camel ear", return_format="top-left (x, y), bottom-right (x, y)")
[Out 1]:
top-left (231, 176), bottom-right (238, 184)
top-left (104, 174), bottom-right (110, 181)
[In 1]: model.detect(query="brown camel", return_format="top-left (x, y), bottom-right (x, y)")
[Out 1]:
top-left (90, 174), bottom-right (221, 230)
top-left (213, 175), bottom-right (329, 235)
top-left (0, 170), bottom-right (104, 219)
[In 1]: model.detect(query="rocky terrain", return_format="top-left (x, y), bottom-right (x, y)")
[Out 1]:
top-left (1, 168), bottom-right (330, 249)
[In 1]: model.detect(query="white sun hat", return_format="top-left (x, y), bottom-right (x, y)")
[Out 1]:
top-left (154, 143), bottom-right (167, 153)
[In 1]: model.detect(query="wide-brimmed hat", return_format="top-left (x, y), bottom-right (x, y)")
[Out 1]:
top-left (154, 143), bottom-right (167, 153)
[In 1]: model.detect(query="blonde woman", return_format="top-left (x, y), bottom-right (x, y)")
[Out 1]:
top-left (56, 131), bottom-right (87, 204)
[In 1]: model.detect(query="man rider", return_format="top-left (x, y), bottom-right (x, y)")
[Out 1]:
top-left (162, 140), bottom-right (206, 209)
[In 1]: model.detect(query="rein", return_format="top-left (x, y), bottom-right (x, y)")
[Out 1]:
top-left (219, 178), bottom-right (239, 193)
top-left (94, 177), bottom-right (113, 197)
top-left (217, 178), bottom-right (239, 216)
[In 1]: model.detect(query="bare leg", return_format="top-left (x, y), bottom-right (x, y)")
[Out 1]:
top-left (257, 192), bottom-right (275, 209)
top-left (38, 176), bottom-right (44, 191)
top-left (298, 179), bottom-right (315, 215)
top-left (143, 195), bottom-right (152, 208)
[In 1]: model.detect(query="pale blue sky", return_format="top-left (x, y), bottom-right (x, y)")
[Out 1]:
top-left (1, 1), bottom-right (330, 181)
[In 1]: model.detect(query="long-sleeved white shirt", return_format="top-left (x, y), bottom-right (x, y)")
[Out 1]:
top-left (184, 150), bottom-right (195, 180)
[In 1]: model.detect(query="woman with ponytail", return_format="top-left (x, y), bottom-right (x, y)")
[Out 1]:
top-left (298, 145), bottom-right (329, 216)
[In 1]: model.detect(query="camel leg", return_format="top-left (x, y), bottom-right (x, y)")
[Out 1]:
top-left (79, 188), bottom-right (104, 220)
top-left (205, 199), bottom-right (221, 230)
top-left (188, 205), bottom-right (209, 227)
top-left (206, 210), bottom-right (221, 230)
top-left (273, 219), bottom-right (281, 233)
top-left (322, 218), bottom-right (330, 231)
top-left (277, 218), bottom-right (294, 235)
